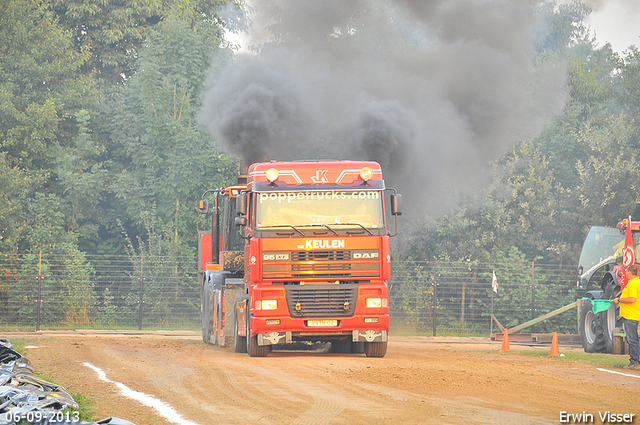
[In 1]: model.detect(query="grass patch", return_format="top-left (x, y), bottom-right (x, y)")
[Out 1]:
top-left (68, 391), bottom-right (97, 421)
top-left (3, 338), bottom-right (28, 354)
top-left (391, 322), bottom-right (489, 338)
top-left (504, 349), bottom-right (630, 368)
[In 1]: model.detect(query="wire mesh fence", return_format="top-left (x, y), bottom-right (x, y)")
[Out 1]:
top-left (0, 254), bottom-right (581, 336)
top-left (390, 260), bottom-right (580, 336)
top-left (0, 253), bottom-right (201, 331)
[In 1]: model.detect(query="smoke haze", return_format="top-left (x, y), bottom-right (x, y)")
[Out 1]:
top-left (199, 0), bottom-right (568, 217)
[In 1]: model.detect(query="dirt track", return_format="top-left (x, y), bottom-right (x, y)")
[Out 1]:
top-left (5, 332), bottom-right (640, 425)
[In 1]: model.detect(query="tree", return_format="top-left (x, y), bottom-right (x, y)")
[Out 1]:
top-left (50, 0), bottom-right (247, 85)
top-left (108, 15), bottom-right (238, 248)
top-left (53, 109), bottom-right (110, 249)
top-left (0, 154), bottom-right (45, 254)
top-left (491, 141), bottom-right (577, 263)
top-left (575, 115), bottom-right (640, 226)
top-left (614, 47), bottom-right (640, 112)
top-left (0, 0), bottom-right (96, 169)
top-left (0, 0), bottom-right (99, 255)
top-left (533, 1), bottom-right (591, 54)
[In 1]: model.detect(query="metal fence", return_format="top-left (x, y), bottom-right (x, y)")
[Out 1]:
top-left (0, 254), bottom-right (580, 336)
top-left (0, 254), bottom-right (201, 331)
top-left (390, 260), bottom-right (579, 336)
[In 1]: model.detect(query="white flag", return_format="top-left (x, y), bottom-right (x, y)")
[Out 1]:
top-left (492, 271), bottom-right (498, 293)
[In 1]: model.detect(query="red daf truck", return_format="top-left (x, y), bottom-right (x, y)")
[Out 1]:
top-left (198, 160), bottom-right (402, 357)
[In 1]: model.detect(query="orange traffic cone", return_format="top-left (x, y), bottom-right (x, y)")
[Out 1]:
top-left (500, 328), bottom-right (510, 352)
top-left (549, 332), bottom-right (560, 356)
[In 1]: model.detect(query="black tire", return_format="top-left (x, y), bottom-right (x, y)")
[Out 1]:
top-left (580, 299), bottom-right (606, 353)
top-left (601, 274), bottom-right (620, 354)
top-left (364, 341), bottom-right (387, 358)
top-left (201, 283), bottom-right (213, 345)
top-left (604, 303), bottom-right (616, 354)
top-left (602, 273), bottom-right (619, 299)
top-left (247, 315), bottom-right (271, 357)
top-left (593, 312), bottom-right (607, 353)
top-left (234, 307), bottom-right (247, 353)
top-left (213, 290), bottom-right (223, 346)
top-left (330, 339), bottom-right (352, 354)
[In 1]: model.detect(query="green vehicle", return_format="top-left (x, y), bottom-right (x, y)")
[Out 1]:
top-left (577, 221), bottom-right (640, 353)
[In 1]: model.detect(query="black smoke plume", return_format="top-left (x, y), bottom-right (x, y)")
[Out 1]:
top-left (199, 0), bottom-right (567, 216)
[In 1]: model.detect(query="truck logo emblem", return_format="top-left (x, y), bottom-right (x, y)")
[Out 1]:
top-left (311, 170), bottom-right (329, 183)
top-left (353, 252), bottom-right (378, 259)
top-left (305, 240), bottom-right (345, 249)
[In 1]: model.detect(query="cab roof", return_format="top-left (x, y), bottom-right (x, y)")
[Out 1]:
top-left (246, 160), bottom-right (383, 186)
top-left (618, 220), bottom-right (640, 231)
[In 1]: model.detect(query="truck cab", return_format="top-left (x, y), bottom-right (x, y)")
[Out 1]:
top-left (199, 161), bottom-right (401, 357)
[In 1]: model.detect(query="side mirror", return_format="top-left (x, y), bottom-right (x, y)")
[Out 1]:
top-left (390, 194), bottom-right (402, 216)
top-left (198, 199), bottom-right (209, 215)
top-left (235, 216), bottom-right (247, 227)
top-left (236, 193), bottom-right (247, 216)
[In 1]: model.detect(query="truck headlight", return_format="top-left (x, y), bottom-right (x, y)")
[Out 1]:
top-left (366, 298), bottom-right (382, 308)
top-left (256, 300), bottom-right (278, 310)
top-left (266, 168), bottom-right (279, 182)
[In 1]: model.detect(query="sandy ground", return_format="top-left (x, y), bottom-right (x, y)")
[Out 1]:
top-left (3, 332), bottom-right (640, 425)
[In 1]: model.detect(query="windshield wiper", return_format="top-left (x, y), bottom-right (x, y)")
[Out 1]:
top-left (309, 223), bottom-right (339, 235)
top-left (330, 222), bottom-right (373, 235)
top-left (258, 225), bottom-right (305, 236)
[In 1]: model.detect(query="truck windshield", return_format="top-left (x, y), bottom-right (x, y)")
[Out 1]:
top-left (255, 190), bottom-right (384, 229)
top-left (578, 226), bottom-right (640, 274)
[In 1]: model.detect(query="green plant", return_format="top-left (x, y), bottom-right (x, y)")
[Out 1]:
top-left (67, 392), bottom-right (97, 422)
top-left (506, 349), bottom-right (630, 368)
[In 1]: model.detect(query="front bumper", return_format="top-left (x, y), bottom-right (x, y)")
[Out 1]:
top-left (257, 329), bottom-right (388, 346)
top-left (251, 313), bottom-right (389, 346)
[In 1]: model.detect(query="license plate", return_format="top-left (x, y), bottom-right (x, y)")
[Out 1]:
top-left (307, 320), bottom-right (338, 327)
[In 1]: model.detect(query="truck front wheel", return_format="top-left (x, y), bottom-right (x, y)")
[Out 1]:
top-left (247, 316), bottom-right (271, 357)
top-left (364, 341), bottom-right (387, 358)
top-left (580, 299), bottom-right (606, 353)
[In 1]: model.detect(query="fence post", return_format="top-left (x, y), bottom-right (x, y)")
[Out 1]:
top-left (36, 252), bottom-right (42, 332)
top-left (138, 253), bottom-right (144, 330)
top-left (461, 279), bottom-right (466, 323)
top-left (530, 261), bottom-right (535, 322)
top-left (432, 258), bottom-right (437, 337)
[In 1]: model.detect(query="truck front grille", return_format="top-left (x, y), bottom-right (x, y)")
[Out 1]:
top-left (285, 284), bottom-right (357, 318)
top-left (292, 250), bottom-right (351, 261)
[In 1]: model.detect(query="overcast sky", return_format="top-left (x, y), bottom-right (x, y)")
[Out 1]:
top-left (228, 1), bottom-right (640, 55)
top-left (584, 0), bottom-right (640, 52)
